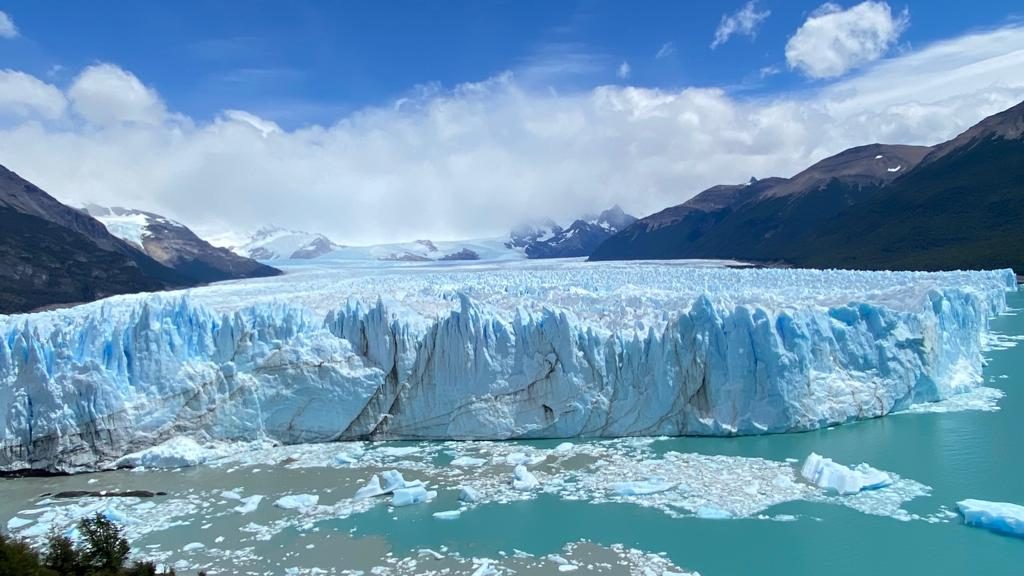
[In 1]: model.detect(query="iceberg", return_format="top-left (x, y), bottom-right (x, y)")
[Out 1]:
top-left (233, 495), bottom-right (264, 514)
top-left (459, 486), bottom-right (480, 503)
top-left (392, 486), bottom-right (436, 507)
top-left (274, 494), bottom-right (319, 510)
top-left (0, 263), bottom-right (1014, 472)
top-left (957, 499), bottom-right (1024, 538)
top-left (114, 437), bottom-right (211, 469)
top-left (609, 479), bottom-right (676, 496)
top-left (512, 465), bottom-right (540, 491)
top-left (450, 456), bottom-right (487, 467)
top-left (799, 453), bottom-right (893, 495)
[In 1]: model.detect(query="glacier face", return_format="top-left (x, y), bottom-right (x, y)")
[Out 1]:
top-left (0, 262), bottom-right (1015, 472)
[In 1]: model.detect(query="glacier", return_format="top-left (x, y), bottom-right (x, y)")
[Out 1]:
top-left (0, 261), bottom-right (1015, 473)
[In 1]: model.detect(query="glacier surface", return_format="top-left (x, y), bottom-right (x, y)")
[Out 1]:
top-left (0, 261), bottom-right (1015, 472)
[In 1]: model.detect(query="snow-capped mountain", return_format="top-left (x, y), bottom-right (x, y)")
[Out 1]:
top-left (83, 204), bottom-right (281, 283)
top-left (509, 206), bottom-right (638, 259)
top-left (234, 225), bottom-right (344, 260)
top-left (0, 166), bottom-right (196, 314)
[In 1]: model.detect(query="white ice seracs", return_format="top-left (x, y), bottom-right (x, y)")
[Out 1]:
top-left (0, 264), bottom-right (1014, 472)
top-left (799, 453), bottom-right (892, 495)
top-left (957, 499), bottom-right (1024, 538)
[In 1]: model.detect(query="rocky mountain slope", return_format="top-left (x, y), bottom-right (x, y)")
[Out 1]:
top-left (0, 165), bottom-right (193, 314)
top-left (234, 226), bottom-right (344, 260)
top-left (591, 100), bottom-right (1024, 271)
top-left (83, 205), bottom-right (281, 283)
top-left (510, 206), bottom-right (637, 259)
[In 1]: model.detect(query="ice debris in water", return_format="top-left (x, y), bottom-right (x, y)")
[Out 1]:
top-left (609, 478), bottom-right (676, 496)
top-left (459, 486), bottom-right (481, 503)
top-left (800, 453), bottom-right (892, 495)
top-left (392, 486), bottom-right (437, 507)
top-left (512, 465), bottom-right (540, 491)
top-left (114, 437), bottom-right (219, 469)
top-left (957, 499), bottom-right (1024, 538)
top-left (273, 494), bottom-right (319, 510)
top-left (233, 495), bottom-right (264, 514)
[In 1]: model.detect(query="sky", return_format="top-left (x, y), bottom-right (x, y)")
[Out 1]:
top-left (1, 1), bottom-right (1023, 244)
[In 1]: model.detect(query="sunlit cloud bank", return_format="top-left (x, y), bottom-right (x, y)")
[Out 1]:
top-left (0, 25), bottom-right (1023, 244)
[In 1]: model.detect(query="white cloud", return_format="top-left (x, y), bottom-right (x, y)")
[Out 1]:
top-left (0, 70), bottom-right (66, 119)
top-left (0, 11), bottom-right (17, 39)
top-left (617, 61), bottom-right (631, 79)
top-left (0, 26), bottom-right (1022, 245)
top-left (712, 1), bottom-right (771, 49)
top-left (68, 63), bottom-right (167, 126)
top-left (786, 1), bottom-right (909, 78)
top-left (655, 42), bottom-right (675, 59)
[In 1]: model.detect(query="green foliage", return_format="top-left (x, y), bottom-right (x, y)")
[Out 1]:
top-left (43, 531), bottom-right (80, 576)
top-left (0, 531), bottom-right (57, 576)
top-left (1, 514), bottom-right (184, 576)
top-left (77, 514), bottom-right (131, 574)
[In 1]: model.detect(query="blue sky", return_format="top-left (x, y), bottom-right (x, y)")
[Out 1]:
top-left (5, 0), bottom-right (1021, 127)
top-left (0, 2), bottom-right (1023, 243)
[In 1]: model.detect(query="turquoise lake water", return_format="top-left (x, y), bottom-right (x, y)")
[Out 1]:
top-left (2, 290), bottom-right (1021, 575)
top-left (334, 290), bottom-right (1024, 575)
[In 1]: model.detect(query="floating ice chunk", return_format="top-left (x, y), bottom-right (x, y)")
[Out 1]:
top-left (450, 456), bottom-right (487, 467)
top-left (472, 561), bottom-right (498, 576)
top-left (7, 517), bottom-right (33, 530)
top-left (512, 465), bottom-right (540, 491)
top-left (102, 507), bottom-right (128, 524)
top-left (233, 495), bottom-right (264, 514)
top-left (355, 470), bottom-right (410, 499)
top-left (800, 453), bottom-right (892, 495)
top-left (957, 499), bottom-right (1024, 537)
top-left (182, 542), bottom-right (205, 552)
top-left (334, 450), bottom-right (363, 464)
top-left (558, 565), bottom-right (579, 572)
top-left (392, 486), bottom-right (436, 507)
top-left (220, 490), bottom-right (242, 500)
top-left (354, 475), bottom-right (385, 500)
top-left (380, 470), bottom-right (407, 492)
top-left (432, 510), bottom-right (462, 520)
top-left (115, 437), bottom-right (211, 469)
top-left (459, 486), bottom-right (480, 503)
top-left (418, 548), bottom-right (444, 560)
top-left (609, 479), bottom-right (676, 496)
top-left (505, 452), bottom-right (529, 465)
top-left (696, 507), bottom-right (733, 519)
top-left (553, 442), bottom-right (575, 454)
top-left (378, 446), bottom-right (422, 458)
top-left (274, 494), bottom-right (319, 510)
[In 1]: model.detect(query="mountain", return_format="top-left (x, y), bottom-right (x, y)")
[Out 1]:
top-left (0, 165), bottom-right (191, 314)
top-left (592, 144), bottom-right (931, 263)
top-left (83, 205), bottom-right (281, 283)
top-left (511, 206), bottom-right (638, 259)
top-left (234, 225), bottom-right (344, 260)
top-left (791, 101), bottom-right (1024, 271)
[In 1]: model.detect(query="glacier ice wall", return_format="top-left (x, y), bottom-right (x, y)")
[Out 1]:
top-left (0, 267), bottom-right (1015, 472)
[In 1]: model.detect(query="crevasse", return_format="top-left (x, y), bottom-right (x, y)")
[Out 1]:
top-left (0, 268), bottom-right (1015, 472)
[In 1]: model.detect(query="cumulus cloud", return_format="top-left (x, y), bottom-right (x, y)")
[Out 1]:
top-left (617, 61), bottom-right (631, 79)
top-left (711, 1), bottom-right (771, 49)
top-left (0, 26), bottom-right (1022, 245)
top-left (786, 1), bottom-right (909, 78)
top-left (0, 70), bottom-right (66, 119)
top-left (68, 64), bottom-right (167, 126)
top-left (0, 11), bottom-right (17, 39)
